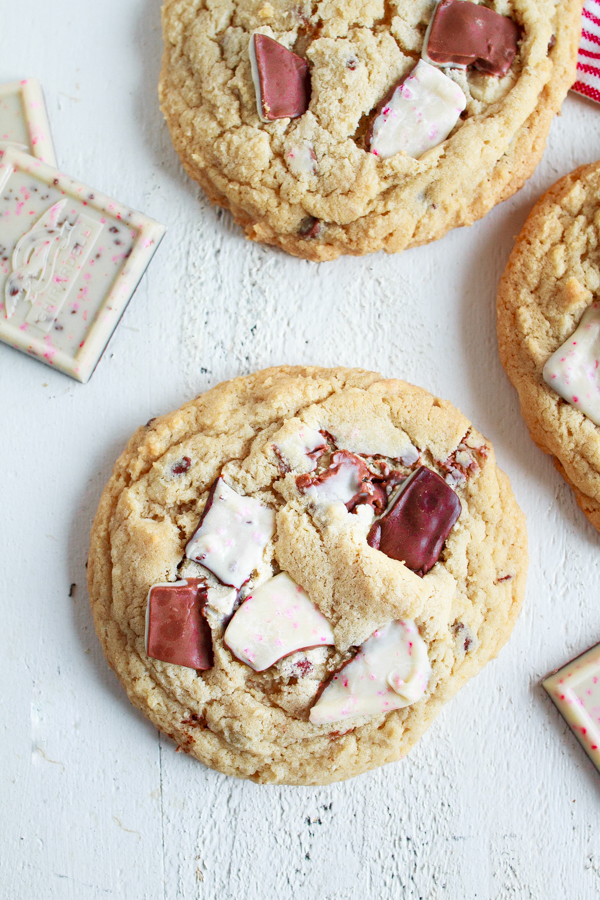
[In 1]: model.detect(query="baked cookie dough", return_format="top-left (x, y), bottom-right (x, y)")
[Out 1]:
top-left (159, 0), bottom-right (583, 261)
top-left (498, 161), bottom-right (600, 533)
top-left (88, 366), bottom-right (527, 784)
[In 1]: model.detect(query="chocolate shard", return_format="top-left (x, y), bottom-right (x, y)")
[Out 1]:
top-left (426, 0), bottom-right (520, 77)
top-left (367, 466), bottom-right (461, 576)
top-left (297, 450), bottom-right (387, 513)
top-left (145, 579), bottom-right (213, 670)
top-left (250, 33), bottom-right (311, 121)
top-left (367, 60), bottom-right (466, 160)
top-left (185, 477), bottom-right (275, 589)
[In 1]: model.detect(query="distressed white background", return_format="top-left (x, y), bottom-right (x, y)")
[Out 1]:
top-left (1, 2), bottom-right (600, 898)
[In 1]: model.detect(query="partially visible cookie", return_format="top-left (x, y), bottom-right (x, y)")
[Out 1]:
top-left (159, 0), bottom-right (583, 261)
top-left (497, 161), bottom-right (600, 532)
top-left (88, 367), bottom-right (527, 784)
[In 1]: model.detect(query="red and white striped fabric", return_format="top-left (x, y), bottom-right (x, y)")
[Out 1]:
top-left (572, 0), bottom-right (600, 103)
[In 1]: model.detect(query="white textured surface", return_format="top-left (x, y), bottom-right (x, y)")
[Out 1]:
top-left (2, 3), bottom-right (600, 898)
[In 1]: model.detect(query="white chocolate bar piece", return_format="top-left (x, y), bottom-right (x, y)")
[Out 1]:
top-left (310, 619), bottom-right (431, 725)
top-left (185, 478), bottom-right (275, 589)
top-left (369, 60), bottom-right (466, 160)
top-left (224, 572), bottom-right (334, 671)
top-left (543, 642), bottom-right (600, 773)
top-left (0, 148), bottom-right (165, 382)
top-left (0, 80), bottom-right (57, 166)
top-left (543, 301), bottom-right (600, 426)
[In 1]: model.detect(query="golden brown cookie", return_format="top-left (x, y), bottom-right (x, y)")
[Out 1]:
top-left (497, 161), bottom-right (600, 533)
top-left (88, 367), bottom-right (527, 784)
top-left (159, 0), bottom-right (582, 261)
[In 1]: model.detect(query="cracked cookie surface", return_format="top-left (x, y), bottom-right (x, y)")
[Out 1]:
top-left (159, 0), bottom-right (582, 260)
top-left (498, 161), bottom-right (600, 533)
top-left (88, 366), bottom-right (527, 784)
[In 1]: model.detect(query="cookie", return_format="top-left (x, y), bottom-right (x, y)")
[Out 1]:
top-left (159, 0), bottom-right (582, 261)
top-left (88, 366), bottom-right (527, 784)
top-left (497, 161), bottom-right (600, 533)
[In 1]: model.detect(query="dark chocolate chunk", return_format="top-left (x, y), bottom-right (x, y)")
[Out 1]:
top-left (427, 0), bottom-right (520, 77)
top-left (252, 33), bottom-right (311, 120)
top-left (367, 466), bottom-right (461, 576)
top-left (146, 579), bottom-right (213, 670)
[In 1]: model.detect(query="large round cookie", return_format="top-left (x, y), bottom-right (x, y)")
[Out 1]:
top-left (497, 161), bottom-right (600, 533)
top-left (159, 0), bottom-right (582, 261)
top-left (88, 367), bottom-right (526, 784)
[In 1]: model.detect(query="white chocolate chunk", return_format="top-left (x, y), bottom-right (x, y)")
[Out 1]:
top-left (369, 60), bottom-right (466, 160)
top-left (303, 455), bottom-right (364, 506)
top-left (286, 143), bottom-right (318, 177)
top-left (454, 450), bottom-right (472, 468)
top-left (185, 478), bottom-right (275, 589)
top-left (273, 423), bottom-right (326, 473)
top-left (309, 619), bottom-right (430, 725)
top-left (223, 572), bottom-right (334, 671)
top-left (543, 302), bottom-right (600, 426)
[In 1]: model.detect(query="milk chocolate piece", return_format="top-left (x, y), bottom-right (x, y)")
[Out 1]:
top-left (543, 643), bottom-right (600, 774)
top-left (426, 0), bottom-right (520, 77)
top-left (145, 579), bottom-right (213, 670)
top-left (250, 34), bottom-right (310, 121)
top-left (367, 466), bottom-right (461, 576)
top-left (0, 148), bottom-right (165, 382)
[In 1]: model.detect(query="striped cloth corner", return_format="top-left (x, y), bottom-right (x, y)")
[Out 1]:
top-left (572, 0), bottom-right (600, 103)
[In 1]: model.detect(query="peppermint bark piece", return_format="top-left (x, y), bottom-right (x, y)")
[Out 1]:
top-left (310, 620), bottom-right (431, 725)
top-left (543, 301), bottom-right (600, 426)
top-left (367, 60), bottom-right (466, 160)
top-left (296, 450), bottom-right (387, 512)
top-left (185, 477), bottom-right (275, 589)
top-left (224, 572), bottom-right (334, 671)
